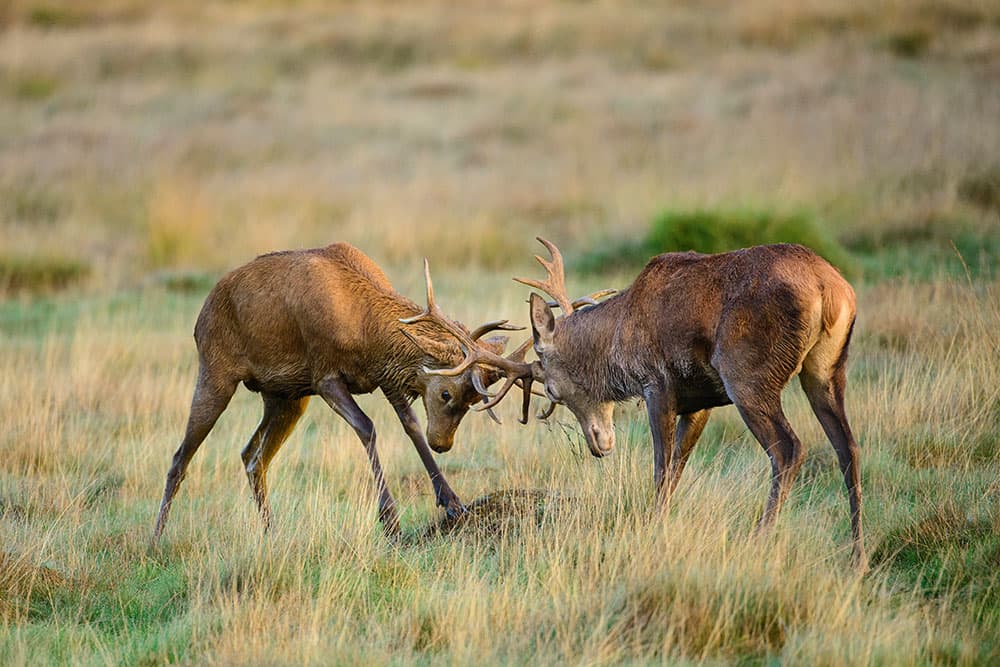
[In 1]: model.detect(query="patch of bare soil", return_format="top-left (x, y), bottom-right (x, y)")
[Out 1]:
top-left (416, 488), bottom-right (572, 540)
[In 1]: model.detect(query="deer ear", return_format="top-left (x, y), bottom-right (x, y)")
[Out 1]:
top-left (529, 293), bottom-right (556, 349)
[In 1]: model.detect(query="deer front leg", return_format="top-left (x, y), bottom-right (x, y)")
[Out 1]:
top-left (666, 409), bottom-right (712, 498)
top-left (644, 386), bottom-right (677, 507)
top-left (387, 393), bottom-right (465, 521)
top-left (318, 375), bottom-right (400, 537)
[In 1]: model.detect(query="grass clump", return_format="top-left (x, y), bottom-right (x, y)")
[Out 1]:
top-left (884, 29), bottom-right (932, 58)
top-left (25, 6), bottom-right (85, 29)
top-left (873, 503), bottom-right (1000, 634)
top-left (578, 208), bottom-right (855, 276)
top-left (0, 254), bottom-right (90, 295)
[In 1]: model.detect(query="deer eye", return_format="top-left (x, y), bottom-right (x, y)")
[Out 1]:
top-left (545, 385), bottom-right (561, 403)
top-left (441, 390), bottom-right (451, 403)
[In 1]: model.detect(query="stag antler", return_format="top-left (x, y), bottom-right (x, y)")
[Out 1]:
top-left (513, 237), bottom-right (575, 314)
top-left (469, 320), bottom-right (523, 341)
top-left (473, 338), bottom-right (544, 425)
top-left (543, 288), bottom-right (619, 312)
top-left (515, 237), bottom-right (616, 314)
top-left (401, 259), bottom-right (540, 423)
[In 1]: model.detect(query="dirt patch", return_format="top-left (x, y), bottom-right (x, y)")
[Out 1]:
top-left (416, 488), bottom-right (572, 541)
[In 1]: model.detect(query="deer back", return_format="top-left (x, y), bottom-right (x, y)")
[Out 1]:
top-left (193, 243), bottom-right (445, 397)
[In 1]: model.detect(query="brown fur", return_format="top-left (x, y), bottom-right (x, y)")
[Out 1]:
top-left (528, 243), bottom-right (867, 570)
top-left (153, 243), bottom-right (506, 543)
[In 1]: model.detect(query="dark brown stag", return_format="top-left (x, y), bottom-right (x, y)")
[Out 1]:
top-left (488, 237), bottom-right (867, 569)
top-left (152, 242), bottom-right (525, 543)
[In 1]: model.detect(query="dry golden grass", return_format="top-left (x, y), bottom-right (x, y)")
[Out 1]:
top-left (1, 273), bottom-right (998, 664)
top-left (1, 0), bottom-right (999, 664)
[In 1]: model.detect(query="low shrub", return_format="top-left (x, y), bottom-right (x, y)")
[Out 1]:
top-left (577, 208), bottom-right (856, 276)
top-left (0, 254), bottom-right (90, 294)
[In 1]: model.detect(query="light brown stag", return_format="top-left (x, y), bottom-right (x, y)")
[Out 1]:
top-left (151, 242), bottom-right (525, 543)
top-left (470, 237), bottom-right (867, 569)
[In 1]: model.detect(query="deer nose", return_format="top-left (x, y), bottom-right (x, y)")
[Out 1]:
top-left (427, 431), bottom-right (455, 453)
top-left (588, 425), bottom-right (614, 458)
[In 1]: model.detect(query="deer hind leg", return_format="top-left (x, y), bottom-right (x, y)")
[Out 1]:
top-left (801, 328), bottom-right (867, 570)
top-left (153, 366), bottom-right (237, 544)
top-left (666, 409), bottom-right (712, 498)
top-left (318, 375), bottom-right (400, 537)
top-left (732, 396), bottom-right (805, 532)
top-left (241, 394), bottom-right (309, 529)
top-left (715, 297), bottom-right (811, 533)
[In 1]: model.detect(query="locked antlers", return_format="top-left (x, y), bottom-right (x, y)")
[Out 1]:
top-left (401, 259), bottom-right (540, 423)
top-left (402, 239), bottom-right (615, 424)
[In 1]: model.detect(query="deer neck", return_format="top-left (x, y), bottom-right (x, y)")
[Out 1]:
top-left (557, 293), bottom-right (646, 402)
top-left (375, 295), bottom-right (462, 399)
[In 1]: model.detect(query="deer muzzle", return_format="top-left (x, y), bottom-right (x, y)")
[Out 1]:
top-left (584, 423), bottom-right (615, 458)
top-left (426, 427), bottom-right (456, 453)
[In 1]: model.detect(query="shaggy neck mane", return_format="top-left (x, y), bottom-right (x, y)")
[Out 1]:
top-left (365, 288), bottom-right (464, 399)
top-left (557, 290), bottom-right (648, 402)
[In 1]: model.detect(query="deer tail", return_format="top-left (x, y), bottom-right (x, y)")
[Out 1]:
top-left (820, 271), bottom-right (856, 335)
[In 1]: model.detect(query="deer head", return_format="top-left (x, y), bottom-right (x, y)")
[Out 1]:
top-left (528, 292), bottom-right (615, 457)
top-left (516, 237), bottom-right (617, 457)
top-left (400, 260), bottom-right (538, 451)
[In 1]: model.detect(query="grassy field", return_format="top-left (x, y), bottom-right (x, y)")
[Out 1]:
top-left (2, 1), bottom-right (1000, 664)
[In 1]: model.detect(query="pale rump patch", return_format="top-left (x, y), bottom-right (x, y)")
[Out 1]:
top-left (803, 297), bottom-right (853, 381)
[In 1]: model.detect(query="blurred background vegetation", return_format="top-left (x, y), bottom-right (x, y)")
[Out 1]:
top-left (2, 2), bottom-right (1000, 664)
top-left (1, 0), bottom-right (998, 296)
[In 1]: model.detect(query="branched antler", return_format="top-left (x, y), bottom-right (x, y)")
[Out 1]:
top-left (400, 259), bottom-right (539, 422)
top-left (513, 237), bottom-right (575, 314)
top-left (516, 237), bottom-right (616, 314)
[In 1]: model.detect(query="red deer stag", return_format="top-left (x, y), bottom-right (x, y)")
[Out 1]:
top-left (152, 242), bottom-right (524, 543)
top-left (481, 237), bottom-right (866, 569)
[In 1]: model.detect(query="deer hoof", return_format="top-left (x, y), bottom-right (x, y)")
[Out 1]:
top-left (444, 502), bottom-right (467, 522)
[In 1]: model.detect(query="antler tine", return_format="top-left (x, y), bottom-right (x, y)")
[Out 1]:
top-left (537, 400), bottom-right (557, 420)
top-left (542, 288), bottom-right (619, 311)
top-left (400, 259), bottom-right (482, 377)
top-left (515, 378), bottom-right (547, 398)
top-left (470, 339), bottom-right (540, 423)
top-left (475, 374), bottom-right (521, 412)
top-left (513, 237), bottom-right (575, 314)
top-left (400, 260), bottom-right (466, 339)
top-left (471, 371), bottom-right (494, 398)
top-left (572, 288), bottom-right (617, 309)
top-left (469, 319), bottom-right (525, 341)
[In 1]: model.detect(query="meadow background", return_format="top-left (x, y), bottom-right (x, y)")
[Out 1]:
top-left (2, 0), bottom-right (999, 663)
